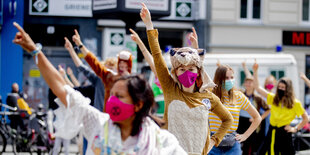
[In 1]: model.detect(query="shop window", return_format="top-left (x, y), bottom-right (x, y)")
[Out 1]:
top-left (303, 0), bottom-right (310, 22)
top-left (270, 70), bottom-right (285, 80)
top-left (240, 0), bottom-right (261, 21)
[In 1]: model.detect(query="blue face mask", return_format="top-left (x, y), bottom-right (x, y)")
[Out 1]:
top-left (223, 79), bottom-right (235, 91)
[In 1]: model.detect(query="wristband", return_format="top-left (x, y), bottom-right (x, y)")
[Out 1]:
top-left (30, 43), bottom-right (42, 64)
top-left (78, 44), bottom-right (83, 49)
top-left (295, 126), bottom-right (299, 132)
top-left (30, 43), bottom-right (42, 56)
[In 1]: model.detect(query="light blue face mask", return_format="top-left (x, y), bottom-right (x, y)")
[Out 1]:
top-left (223, 79), bottom-right (235, 91)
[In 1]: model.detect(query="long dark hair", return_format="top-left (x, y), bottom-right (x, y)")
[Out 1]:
top-left (273, 77), bottom-right (295, 109)
top-left (116, 75), bottom-right (155, 136)
top-left (213, 65), bottom-right (235, 103)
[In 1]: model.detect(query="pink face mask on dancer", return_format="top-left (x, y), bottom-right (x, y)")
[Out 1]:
top-left (106, 96), bottom-right (135, 122)
top-left (177, 70), bottom-right (198, 88)
top-left (265, 84), bottom-right (274, 90)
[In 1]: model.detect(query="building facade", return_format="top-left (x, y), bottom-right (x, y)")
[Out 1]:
top-left (210, 0), bottom-right (310, 104)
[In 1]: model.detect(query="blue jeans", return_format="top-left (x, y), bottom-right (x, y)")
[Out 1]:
top-left (209, 141), bottom-right (242, 155)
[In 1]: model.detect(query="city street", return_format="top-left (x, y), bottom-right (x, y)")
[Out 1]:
top-left (2, 144), bottom-right (79, 155)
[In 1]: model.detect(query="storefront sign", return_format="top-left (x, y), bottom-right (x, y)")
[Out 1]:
top-left (93, 0), bottom-right (117, 11)
top-left (125, 0), bottom-right (169, 11)
top-left (30, 0), bottom-right (92, 17)
top-left (283, 31), bottom-right (310, 47)
top-left (162, 0), bottom-right (194, 21)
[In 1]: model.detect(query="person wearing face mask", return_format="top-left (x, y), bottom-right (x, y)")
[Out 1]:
top-left (70, 29), bottom-right (132, 112)
top-left (12, 22), bottom-right (186, 155)
top-left (140, 3), bottom-right (233, 154)
top-left (252, 62), bottom-right (309, 155)
top-left (264, 75), bottom-right (277, 93)
top-left (237, 61), bottom-right (270, 155)
top-left (209, 65), bottom-right (262, 155)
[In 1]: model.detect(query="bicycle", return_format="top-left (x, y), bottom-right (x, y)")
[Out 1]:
top-left (0, 102), bottom-right (19, 154)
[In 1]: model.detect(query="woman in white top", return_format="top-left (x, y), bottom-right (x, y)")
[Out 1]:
top-left (12, 22), bottom-right (186, 155)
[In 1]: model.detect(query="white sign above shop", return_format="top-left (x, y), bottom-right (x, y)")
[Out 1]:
top-left (125, 0), bottom-right (169, 11)
top-left (30, 0), bottom-right (92, 17)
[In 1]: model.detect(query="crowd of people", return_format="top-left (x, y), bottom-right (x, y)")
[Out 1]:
top-left (7, 3), bottom-right (310, 155)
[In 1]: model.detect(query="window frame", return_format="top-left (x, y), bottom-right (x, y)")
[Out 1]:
top-left (239, 0), bottom-right (262, 23)
top-left (302, 0), bottom-right (310, 24)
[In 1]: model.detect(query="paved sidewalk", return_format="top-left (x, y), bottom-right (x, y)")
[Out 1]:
top-left (2, 143), bottom-right (79, 155)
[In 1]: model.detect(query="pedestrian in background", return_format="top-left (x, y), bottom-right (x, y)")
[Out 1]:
top-left (253, 62), bottom-right (308, 155)
top-left (209, 64), bottom-right (261, 155)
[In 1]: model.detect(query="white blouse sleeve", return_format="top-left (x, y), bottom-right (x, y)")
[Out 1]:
top-left (53, 85), bottom-right (109, 141)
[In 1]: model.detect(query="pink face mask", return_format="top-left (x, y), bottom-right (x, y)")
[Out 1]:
top-left (177, 70), bottom-right (198, 88)
top-left (106, 96), bottom-right (135, 122)
top-left (265, 84), bottom-right (274, 90)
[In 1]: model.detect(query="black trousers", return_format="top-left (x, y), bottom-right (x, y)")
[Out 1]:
top-left (237, 116), bottom-right (266, 155)
top-left (257, 125), bottom-right (295, 155)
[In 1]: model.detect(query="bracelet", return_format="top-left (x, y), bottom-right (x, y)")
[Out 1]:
top-left (30, 43), bottom-right (42, 65)
top-left (30, 43), bottom-right (42, 56)
top-left (295, 126), bottom-right (299, 132)
top-left (78, 44), bottom-right (83, 49)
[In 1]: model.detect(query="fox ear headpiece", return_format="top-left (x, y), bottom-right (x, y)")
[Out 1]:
top-left (117, 50), bottom-right (133, 73)
top-left (169, 47), bottom-right (216, 92)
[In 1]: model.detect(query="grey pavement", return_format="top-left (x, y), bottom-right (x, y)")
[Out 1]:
top-left (2, 143), bottom-right (79, 155)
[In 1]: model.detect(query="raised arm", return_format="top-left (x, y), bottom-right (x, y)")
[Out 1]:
top-left (67, 67), bottom-right (81, 87)
top-left (189, 27), bottom-right (199, 49)
top-left (58, 65), bottom-right (74, 88)
top-left (253, 62), bottom-right (268, 98)
top-left (242, 61), bottom-right (253, 78)
top-left (129, 28), bottom-right (157, 77)
top-left (12, 22), bottom-right (67, 106)
top-left (72, 29), bottom-right (110, 81)
top-left (140, 3), bottom-right (174, 90)
top-left (300, 72), bottom-right (310, 88)
top-left (64, 37), bottom-right (83, 67)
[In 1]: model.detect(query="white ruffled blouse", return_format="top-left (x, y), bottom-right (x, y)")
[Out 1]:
top-left (53, 85), bottom-right (186, 155)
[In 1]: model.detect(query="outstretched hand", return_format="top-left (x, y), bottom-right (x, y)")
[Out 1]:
top-left (252, 59), bottom-right (258, 72)
top-left (189, 27), bottom-right (198, 49)
top-left (140, 3), bottom-right (153, 30)
top-left (58, 65), bottom-right (66, 76)
top-left (67, 67), bottom-right (73, 75)
top-left (12, 22), bottom-right (36, 52)
top-left (72, 29), bottom-right (82, 46)
top-left (242, 61), bottom-right (246, 68)
top-left (129, 28), bottom-right (142, 44)
top-left (64, 37), bottom-right (73, 51)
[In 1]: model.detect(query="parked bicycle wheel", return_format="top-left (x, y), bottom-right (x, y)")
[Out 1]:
top-left (0, 130), bottom-right (7, 154)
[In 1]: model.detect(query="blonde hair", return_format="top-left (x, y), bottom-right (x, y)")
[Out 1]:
top-left (103, 57), bottom-right (117, 69)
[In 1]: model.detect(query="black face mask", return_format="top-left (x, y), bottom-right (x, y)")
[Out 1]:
top-left (277, 89), bottom-right (285, 99)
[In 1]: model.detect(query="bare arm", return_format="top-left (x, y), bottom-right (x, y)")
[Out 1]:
top-left (236, 104), bottom-right (262, 142)
top-left (242, 61), bottom-right (253, 78)
top-left (13, 22), bottom-right (67, 106)
top-left (64, 37), bottom-right (83, 67)
top-left (285, 112), bottom-right (309, 133)
top-left (58, 65), bottom-right (74, 88)
top-left (261, 109), bottom-right (270, 120)
top-left (253, 62), bottom-right (268, 98)
top-left (67, 67), bottom-right (81, 87)
top-left (189, 27), bottom-right (199, 49)
top-left (300, 72), bottom-right (310, 88)
top-left (129, 28), bottom-right (157, 77)
top-left (72, 29), bottom-right (91, 57)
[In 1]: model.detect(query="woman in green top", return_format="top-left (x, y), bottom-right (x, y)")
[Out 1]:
top-left (253, 62), bottom-right (308, 155)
